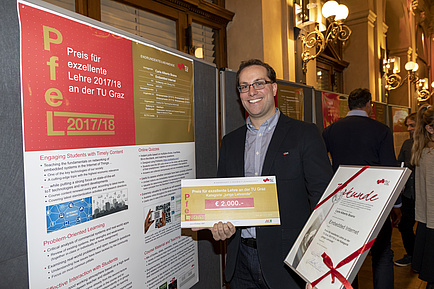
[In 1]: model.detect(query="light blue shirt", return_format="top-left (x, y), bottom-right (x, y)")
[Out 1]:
top-left (346, 109), bottom-right (369, 117)
top-left (241, 109), bottom-right (280, 239)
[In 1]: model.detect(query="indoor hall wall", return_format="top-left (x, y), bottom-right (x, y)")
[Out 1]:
top-left (342, 8), bottom-right (377, 96)
top-left (225, 0), bottom-right (421, 110)
top-left (385, 0), bottom-right (415, 108)
top-left (226, 0), bottom-right (264, 70)
top-left (343, 0), bottom-right (389, 101)
top-left (226, 0), bottom-right (296, 82)
top-left (345, 0), bottom-right (421, 109)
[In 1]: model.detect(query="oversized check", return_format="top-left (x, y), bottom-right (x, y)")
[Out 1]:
top-left (284, 166), bottom-right (411, 289)
top-left (181, 176), bottom-right (280, 228)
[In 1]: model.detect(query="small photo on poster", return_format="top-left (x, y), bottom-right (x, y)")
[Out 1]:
top-left (155, 202), bottom-right (172, 228)
top-left (92, 189), bottom-right (128, 219)
top-left (46, 197), bottom-right (92, 233)
top-left (144, 201), bottom-right (172, 234)
top-left (169, 278), bottom-right (178, 289)
top-left (391, 106), bottom-right (409, 132)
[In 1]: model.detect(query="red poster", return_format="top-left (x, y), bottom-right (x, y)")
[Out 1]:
top-left (20, 4), bottom-right (136, 151)
top-left (322, 92), bottom-right (341, 128)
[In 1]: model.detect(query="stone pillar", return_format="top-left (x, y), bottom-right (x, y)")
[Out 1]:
top-left (226, 0), bottom-right (295, 81)
top-left (343, 10), bottom-right (378, 98)
top-left (226, 0), bottom-right (264, 71)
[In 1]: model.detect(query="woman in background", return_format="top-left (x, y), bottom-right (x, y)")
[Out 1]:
top-left (411, 104), bottom-right (434, 289)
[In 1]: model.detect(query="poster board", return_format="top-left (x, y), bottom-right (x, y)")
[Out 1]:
top-left (220, 69), bottom-right (244, 136)
top-left (370, 101), bottom-right (387, 124)
top-left (276, 80), bottom-right (314, 122)
top-left (389, 105), bottom-right (411, 158)
top-left (18, 1), bottom-right (201, 288)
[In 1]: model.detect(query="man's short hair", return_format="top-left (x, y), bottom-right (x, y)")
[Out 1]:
top-left (405, 112), bottom-right (416, 124)
top-left (236, 59), bottom-right (277, 85)
top-left (348, 88), bottom-right (372, 110)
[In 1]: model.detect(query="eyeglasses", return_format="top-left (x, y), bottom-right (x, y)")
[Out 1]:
top-left (237, 80), bottom-right (273, 93)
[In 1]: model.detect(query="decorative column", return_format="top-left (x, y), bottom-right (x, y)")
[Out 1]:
top-left (343, 9), bottom-right (377, 97)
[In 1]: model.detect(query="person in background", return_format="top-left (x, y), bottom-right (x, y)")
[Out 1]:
top-left (204, 59), bottom-right (333, 289)
top-left (394, 112), bottom-right (417, 267)
top-left (322, 88), bottom-right (401, 289)
top-left (410, 104), bottom-right (434, 289)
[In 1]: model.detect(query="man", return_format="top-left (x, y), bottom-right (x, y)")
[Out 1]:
top-left (322, 88), bottom-right (401, 289)
top-left (209, 59), bottom-right (333, 289)
top-left (394, 112), bottom-right (417, 267)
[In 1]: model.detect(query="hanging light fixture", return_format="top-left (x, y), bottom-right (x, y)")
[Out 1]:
top-left (301, 0), bottom-right (352, 73)
top-left (416, 78), bottom-right (434, 102)
top-left (383, 57), bottom-right (419, 91)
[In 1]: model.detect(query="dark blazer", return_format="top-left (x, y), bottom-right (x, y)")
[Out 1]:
top-left (397, 138), bottom-right (415, 199)
top-left (218, 113), bottom-right (333, 288)
top-left (322, 115), bottom-right (400, 205)
top-left (322, 115), bottom-right (397, 172)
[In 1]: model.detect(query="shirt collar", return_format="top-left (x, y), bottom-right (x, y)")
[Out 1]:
top-left (246, 108), bottom-right (280, 132)
top-left (346, 109), bottom-right (369, 118)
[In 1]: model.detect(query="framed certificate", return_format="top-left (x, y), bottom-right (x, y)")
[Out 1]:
top-left (181, 176), bottom-right (280, 228)
top-left (285, 166), bottom-right (410, 289)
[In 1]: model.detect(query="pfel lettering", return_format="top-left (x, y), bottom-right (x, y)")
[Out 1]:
top-left (43, 25), bottom-right (64, 107)
top-left (184, 193), bottom-right (190, 214)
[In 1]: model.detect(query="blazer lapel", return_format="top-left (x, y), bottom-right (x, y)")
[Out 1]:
top-left (261, 114), bottom-right (291, 175)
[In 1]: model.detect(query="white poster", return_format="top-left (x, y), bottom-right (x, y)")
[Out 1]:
top-left (18, 1), bottom-right (198, 288)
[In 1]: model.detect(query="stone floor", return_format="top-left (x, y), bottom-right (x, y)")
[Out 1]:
top-left (358, 226), bottom-right (426, 289)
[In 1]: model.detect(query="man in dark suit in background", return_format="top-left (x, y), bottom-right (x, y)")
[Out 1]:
top-left (209, 59), bottom-right (333, 289)
top-left (322, 88), bottom-right (401, 289)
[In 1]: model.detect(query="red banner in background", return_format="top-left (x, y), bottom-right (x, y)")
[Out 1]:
top-left (20, 4), bottom-right (135, 151)
top-left (322, 92), bottom-right (341, 128)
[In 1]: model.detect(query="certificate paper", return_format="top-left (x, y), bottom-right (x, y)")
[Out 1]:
top-left (181, 176), bottom-right (280, 228)
top-left (285, 166), bottom-right (410, 289)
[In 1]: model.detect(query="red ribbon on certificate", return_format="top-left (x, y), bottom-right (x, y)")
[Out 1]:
top-left (314, 166), bottom-right (369, 211)
top-left (311, 238), bottom-right (376, 289)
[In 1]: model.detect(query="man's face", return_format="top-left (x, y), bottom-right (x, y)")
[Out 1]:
top-left (406, 119), bottom-right (416, 136)
top-left (238, 65), bottom-right (277, 125)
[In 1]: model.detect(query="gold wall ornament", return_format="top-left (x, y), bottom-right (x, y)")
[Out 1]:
top-left (416, 78), bottom-right (434, 102)
top-left (301, 21), bottom-right (351, 73)
top-left (384, 73), bottom-right (402, 91)
top-left (416, 89), bottom-right (432, 102)
top-left (300, 1), bottom-right (352, 73)
top-left (383, 59), bottom-right (419, 91)
top-left (384, 71), bottom-right (419, 91)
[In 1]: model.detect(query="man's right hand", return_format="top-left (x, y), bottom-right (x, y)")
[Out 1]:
top-left (211, 221), bottom-right (236, 241)
top-left (191, 221), bottom-right (236, 241)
